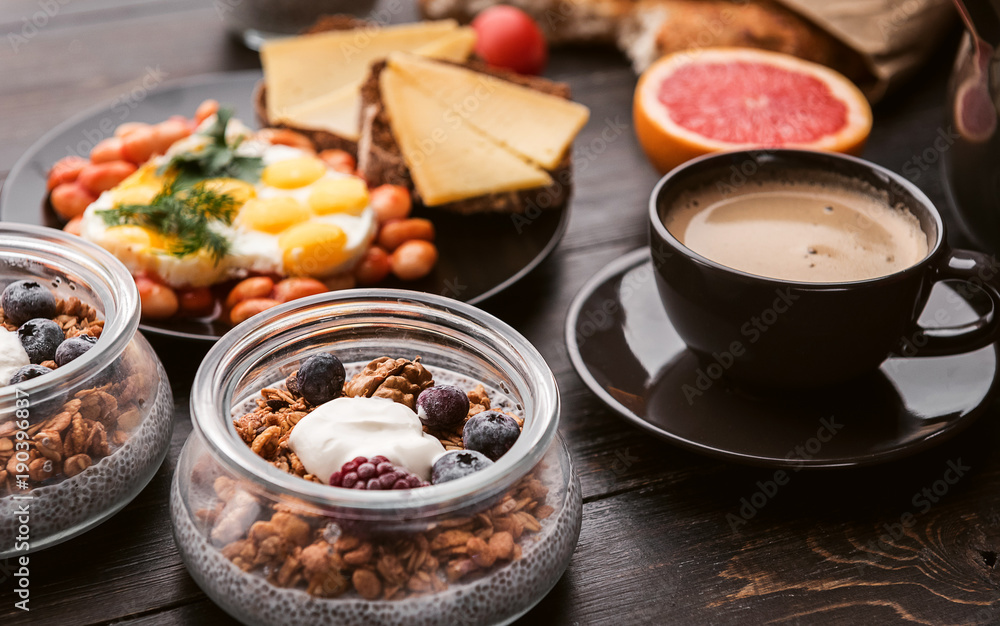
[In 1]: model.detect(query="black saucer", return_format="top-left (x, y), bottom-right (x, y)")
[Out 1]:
top-left (565, 248), bottom-right (1000, 468)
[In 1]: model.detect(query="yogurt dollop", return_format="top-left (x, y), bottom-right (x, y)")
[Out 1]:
top-left (0, 328), bottom-right (30, 386)
top-left (288, 396), bottom-right (446, 483)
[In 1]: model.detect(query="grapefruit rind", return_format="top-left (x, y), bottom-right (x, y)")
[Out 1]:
top-left (634, 48), bottom-right (873, 174)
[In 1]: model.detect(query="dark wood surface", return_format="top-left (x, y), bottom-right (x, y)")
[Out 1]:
top-left (2, 2), bottom-right (998, 624)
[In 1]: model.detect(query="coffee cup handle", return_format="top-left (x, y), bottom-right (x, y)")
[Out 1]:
top-left (907, 248), bottom-right (1000, 356)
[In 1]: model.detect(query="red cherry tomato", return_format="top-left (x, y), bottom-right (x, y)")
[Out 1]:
top-left (471, 6), bottom-right (547, 76)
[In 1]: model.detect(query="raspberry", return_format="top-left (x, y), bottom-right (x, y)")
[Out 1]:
top-left (328, 456), bottom-right (428, 490)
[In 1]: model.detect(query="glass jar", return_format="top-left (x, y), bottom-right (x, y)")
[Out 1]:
top-left (0, 223), bottom-right (174, 556)
top-left (172, 291), bottom-right (581, 625)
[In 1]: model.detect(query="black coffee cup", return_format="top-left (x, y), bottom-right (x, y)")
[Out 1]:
top-left (648, 149), bottom-right (1000, 388)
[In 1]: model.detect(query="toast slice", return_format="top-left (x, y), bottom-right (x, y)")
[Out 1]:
top-left (255, 17), bottom-right (477, 155)
top-left (357, 59), bottom-right (578, 214)
top-left (254, 16), bottom-right (366, 153)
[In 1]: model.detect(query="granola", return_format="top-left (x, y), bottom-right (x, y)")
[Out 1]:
top-left (215, 356), bottom-right (548, 601)
top-left (0, 296), bottom-right (104, 338)
top-left (0, 297), bottom-right (145, 496)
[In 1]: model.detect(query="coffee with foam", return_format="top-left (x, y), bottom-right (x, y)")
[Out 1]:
top-left (664, 179), bottom-right (929, 283)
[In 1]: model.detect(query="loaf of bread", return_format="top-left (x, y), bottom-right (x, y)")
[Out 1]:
top-left (418, 0), bottom-right (869, 84)
top-left (618, 0), bottom-right (867, 80)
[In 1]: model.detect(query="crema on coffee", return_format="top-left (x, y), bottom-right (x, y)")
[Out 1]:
top-left (664, 180), bottom-right (929, 283)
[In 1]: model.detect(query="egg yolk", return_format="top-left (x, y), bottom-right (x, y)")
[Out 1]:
top-left (104, 225), bottom-right (164, 251)
top-left (118, 163), bottom-right (164, 191)
top-left (308, 178), bottom-right (370, 216)
top-left (240, 197), bottom-right (311, 234)
top-left (198, 178), bottom-right (257, 206)
top-left (279, 222), bottom-right (349, 276)
top-left (261, 157), bottom-right (327, 189)
top-left (112, 184), bottom-right (160, 207)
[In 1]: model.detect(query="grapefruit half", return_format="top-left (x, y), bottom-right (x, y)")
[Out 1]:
top-left (634, 48), bottom-right (873, 173)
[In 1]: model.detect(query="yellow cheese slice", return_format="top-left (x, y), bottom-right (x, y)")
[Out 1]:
top-left (274, 27), bottom-right (477, 140)
top-left (387, 53), bottom-right (590, 170)
top-left (282, 84), bottom-right (362, 140)
top-left (412, 26), bottom-right (477, 60)
top-left (380, 67), bottom-right (553, 206)
top-left (261, 20), bottom-right (459, 121)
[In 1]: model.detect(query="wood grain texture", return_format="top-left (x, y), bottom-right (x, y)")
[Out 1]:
top-left (1, 1), bottom-right (997, 625)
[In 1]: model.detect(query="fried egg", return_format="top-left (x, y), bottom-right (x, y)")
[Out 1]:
top-left (79, 121), bottom-right (376, 288)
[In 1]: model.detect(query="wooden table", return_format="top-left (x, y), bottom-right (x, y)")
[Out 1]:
top-left (3, 2), bottom-right (998, 624)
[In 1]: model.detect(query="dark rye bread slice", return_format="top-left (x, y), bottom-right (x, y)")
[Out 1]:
top-left (357, 59), bottom-right (574, 214)
top-left (253, 15), bottom-right (368, 155)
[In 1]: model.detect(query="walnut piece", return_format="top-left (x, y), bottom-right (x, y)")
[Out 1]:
top-left (343, 357), bottom-right (433, 410)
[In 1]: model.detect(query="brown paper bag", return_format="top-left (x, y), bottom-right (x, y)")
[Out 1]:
top-left (777, 0), bottom-right (958, 100)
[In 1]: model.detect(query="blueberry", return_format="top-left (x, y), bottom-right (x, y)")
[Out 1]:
top-left (296, 353), bottom-right (346, 405)
top-left (2, 280), bottom-right (57, 326)
top-left (8, 364), bottom-right (52, 386)
top-left (417, 385), bottom-right (470, 430)
top-left (462, 410), bottom-right (520, 461)
top-left (54, 334), bottom-right (98, 366)
top-left (18, 318), bottom-right (65, 364)
top-left (431, 450), bottom-right (494, 484)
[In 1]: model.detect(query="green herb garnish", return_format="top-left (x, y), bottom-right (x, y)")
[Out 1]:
top-left (159, 107), bottom-right (263, 188)
top-left (96, 181), bottom-right (238, 263)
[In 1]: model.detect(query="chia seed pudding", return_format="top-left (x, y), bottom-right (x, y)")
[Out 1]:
top-left (0, 224), bottom-right (175, 555)
top-left (171, 291), bottom-right (580, 624)
top-left (0, 350), bottom-right (173, 554)
top-left (171, 436), bottom-right (580, 626)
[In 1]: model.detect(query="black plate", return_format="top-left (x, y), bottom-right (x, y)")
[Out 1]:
top-left (0, 70), bottom-right (568, 342)
top-left (566, 248), bottom-right (1000, 468)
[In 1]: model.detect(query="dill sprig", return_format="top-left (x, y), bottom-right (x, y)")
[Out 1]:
top-left (159, 106), bottom-right (263, 188)
top-left (96, 181), bottom-right (238, 263)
